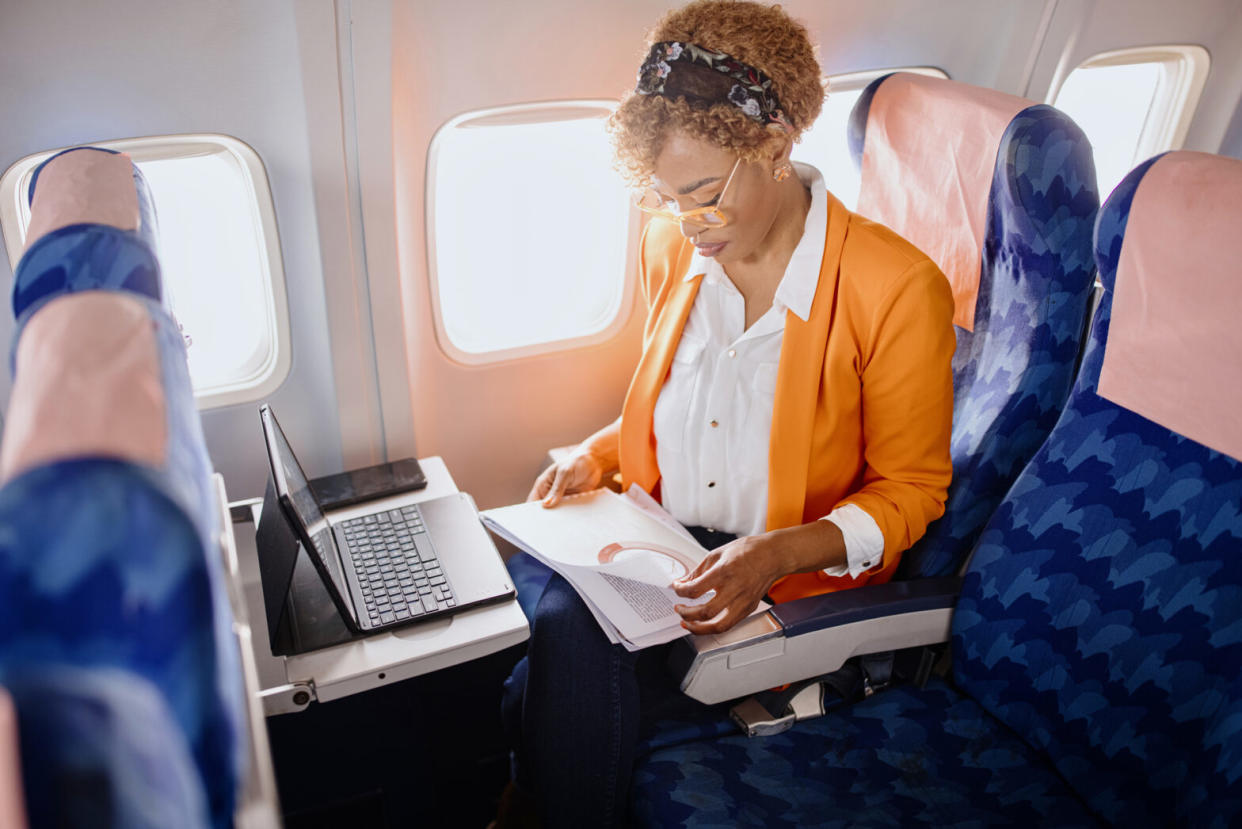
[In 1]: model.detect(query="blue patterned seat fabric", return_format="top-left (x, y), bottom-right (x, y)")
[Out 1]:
top-left (628, 155), bottom-right (1242, 826)
top-left (848, 75), bottom-right (1100, 580)
top-left (633, 680), bottom-right (1100, 828)
top-left (0, 149), bottom-right (244, 828)
top-left (951, 153), bottom-right (1242, 826)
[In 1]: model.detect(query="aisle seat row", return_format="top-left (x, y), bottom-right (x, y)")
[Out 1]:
top-left (0, 149), bottom-right (252, 827)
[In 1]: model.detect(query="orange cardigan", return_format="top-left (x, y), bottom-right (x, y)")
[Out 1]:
top-left (615, 192), bottom-right (955, 602)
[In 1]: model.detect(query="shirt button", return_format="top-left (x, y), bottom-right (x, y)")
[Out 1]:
top-left (710, 419), bottom-right (719, 428)
top-left (727, 349), bottom-right (737, 358)
top-left (707, 481), bottom-right (716, 488)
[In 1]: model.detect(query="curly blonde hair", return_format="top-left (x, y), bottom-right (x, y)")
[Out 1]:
top-left (608, 0), bottom-right (824, 187)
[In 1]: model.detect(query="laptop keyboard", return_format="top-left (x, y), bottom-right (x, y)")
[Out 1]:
top-left (340, 505), bottom-right (456, 628)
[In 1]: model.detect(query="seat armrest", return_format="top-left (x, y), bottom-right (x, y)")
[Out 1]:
top-left (770, 577), bottom-right (961, 636)
top-left (671, 577), bottom-right (960, 704)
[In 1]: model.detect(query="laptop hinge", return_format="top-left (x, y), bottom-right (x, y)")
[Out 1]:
top-left (259, 679), bottom-right (316, 717)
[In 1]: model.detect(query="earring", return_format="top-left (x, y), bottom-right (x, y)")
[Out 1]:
top-left (772, 163), bottom-right (793, 182)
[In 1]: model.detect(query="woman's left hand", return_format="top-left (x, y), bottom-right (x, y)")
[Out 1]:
top-left (670, 521), bottom-right (847, 635)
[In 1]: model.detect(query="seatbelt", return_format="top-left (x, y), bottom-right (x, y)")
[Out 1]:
top-left (728, 645), bottom-right (943, 737)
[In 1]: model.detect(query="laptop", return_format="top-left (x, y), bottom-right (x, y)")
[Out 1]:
top-left (258, 404), bottom-right (514, 639)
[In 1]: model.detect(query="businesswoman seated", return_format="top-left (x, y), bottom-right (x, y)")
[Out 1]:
top-left (500, 1), bottom-right (955, 825)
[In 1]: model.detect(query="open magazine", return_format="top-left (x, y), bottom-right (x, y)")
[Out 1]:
top-left (482, 486), bottom-right (768, 651)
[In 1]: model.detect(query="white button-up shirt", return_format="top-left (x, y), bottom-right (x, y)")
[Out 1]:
top-left (652, 163), bottom-right (883, 577)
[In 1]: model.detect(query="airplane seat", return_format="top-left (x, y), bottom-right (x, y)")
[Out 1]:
top-left (0, 148), bottom-right (246, 828)
top-left (849, 71), bottom-right (1100, 580)
top-left (628, 150), bottom-right (1242, 826)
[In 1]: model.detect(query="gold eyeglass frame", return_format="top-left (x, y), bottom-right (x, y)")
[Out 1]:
top-left (634, 157), bottom-right (742, 228)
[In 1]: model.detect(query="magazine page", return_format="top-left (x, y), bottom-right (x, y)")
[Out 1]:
top-left (483, 489), bottom-right (709, 581)
top-left (620, 484), bottom-right (702, 546)
top-left (557, 556), bottom-right (713, 644)
top-left (482, 489), bottom-right (714, 648)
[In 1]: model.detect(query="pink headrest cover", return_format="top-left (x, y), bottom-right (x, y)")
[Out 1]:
top-left (0, 293), bottom-right (168, 484)
top-left (1097, 151), bottom-right (1242, 462)
top-left (24, 150), bottom-right (139, 252)
top-left (1, 148), bottom-right (168, 484)
top-left (856, 73), bottom-right (1031, 331)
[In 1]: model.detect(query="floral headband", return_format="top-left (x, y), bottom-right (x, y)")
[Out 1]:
top-left (635, 41), bottom-right (791, 129)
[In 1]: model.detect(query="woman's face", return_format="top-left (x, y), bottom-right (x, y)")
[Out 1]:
top-left (649, 131), bottom-right (785, 266)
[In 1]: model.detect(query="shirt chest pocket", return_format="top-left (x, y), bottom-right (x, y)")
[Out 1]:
top-left (653, 336), bottom-right (707, 455)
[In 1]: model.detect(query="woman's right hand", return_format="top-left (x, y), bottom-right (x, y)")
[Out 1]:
top-left (527, 450), bottom-right (607, 507)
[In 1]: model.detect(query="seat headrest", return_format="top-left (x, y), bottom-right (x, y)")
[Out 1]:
top-left (1095, 150), bottom-right (1242, 462)
top-left (13, 148), bottom-right (162, 322)
top-left (3, 148), bottom-right (171, 485)
top-left (24, 148), bottom-right (140, 249)
top-left (851, 73), bottom-right (1034, 330)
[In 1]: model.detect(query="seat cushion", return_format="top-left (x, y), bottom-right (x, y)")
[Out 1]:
top-left (631, 679), bottom-right (1099, 828)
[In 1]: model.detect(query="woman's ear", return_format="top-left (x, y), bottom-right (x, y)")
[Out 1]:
top-left (763, 130), bottom-right (795, 174)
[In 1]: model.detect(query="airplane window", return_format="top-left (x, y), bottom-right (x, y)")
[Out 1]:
top-left (0, 134), bottom-right (291, 409)
top-left (427, 102), bottom-right (633, 363)
top-left (793, 67), bottom-right (948, 210)
top-left (1052, 46), bottom-right (1209, 198)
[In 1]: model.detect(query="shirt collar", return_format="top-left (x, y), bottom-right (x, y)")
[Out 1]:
top-left (683, 162), bottom-right (828, 322)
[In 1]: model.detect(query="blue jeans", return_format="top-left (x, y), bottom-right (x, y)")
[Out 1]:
top-left (501, 528), bottom-right (736, 827)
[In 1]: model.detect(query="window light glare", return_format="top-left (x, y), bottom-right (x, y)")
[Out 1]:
top-left (431, 113), bottom-right (629, 357)
top-left (0, 134), bottom-right (288, 408)
top-left (1053, 62), bottom-right (1164, 198)
top-left (138, 151), bottom-right (271, 389)
top-left (792, 88), bottom-right (867, 210)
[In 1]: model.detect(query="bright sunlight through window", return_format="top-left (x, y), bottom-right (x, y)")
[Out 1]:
top-left (140, 151), bottom-right (277, 394)
top-left (428, 103), bottom-right (632, 363)
top-left (0, 135), bottom-right (290, 408)
top-left (793, 68), bottom-right (948, 210)
top-left (1052, 47), bottom-right (1209, 198)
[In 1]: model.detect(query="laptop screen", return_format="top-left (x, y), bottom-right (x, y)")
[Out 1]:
top-left (260, 405), bottom-right (352, 605)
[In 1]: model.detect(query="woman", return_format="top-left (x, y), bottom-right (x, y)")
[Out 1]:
top-left (501, 2), bottom-right (955, 825)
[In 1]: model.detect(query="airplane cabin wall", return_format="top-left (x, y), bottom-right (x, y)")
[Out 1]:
top-left (0, 0), bottom-right (350, 499)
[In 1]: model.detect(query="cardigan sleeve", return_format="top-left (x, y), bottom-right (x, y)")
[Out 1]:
top-left (839, 257), bottom-right (956, 562)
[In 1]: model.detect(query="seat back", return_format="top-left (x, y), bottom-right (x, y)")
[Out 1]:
top-left (952, 151), bottom-right (1242, 826)
top-left (848, 73), bottom-right (1099, 579)
top-left (0, 148), bottom-right (245, 828)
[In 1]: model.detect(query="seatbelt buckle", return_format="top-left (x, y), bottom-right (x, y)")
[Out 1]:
top-left (729, 697), bottom-right (796, 737)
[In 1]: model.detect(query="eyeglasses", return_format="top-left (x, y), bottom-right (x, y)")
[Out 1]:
top-left (633, 158), bottom-right (741, 228)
